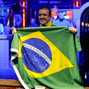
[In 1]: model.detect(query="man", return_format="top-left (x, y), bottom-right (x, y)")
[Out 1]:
top-left (28, 18), bottom-right (38, 27)
top-left (11, 6), bottom-right (77, 34)
top-left (0, 0), bottom-right (9, 26)
top-left (11, 0), bottom-right (22, 28)
top-left (53, 11), bottom-right (74, 27)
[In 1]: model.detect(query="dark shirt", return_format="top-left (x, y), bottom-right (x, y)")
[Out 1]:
top-left (11, 4), bottom-right (22, 14)
top-left (28, 23), bottom-right (38, 27)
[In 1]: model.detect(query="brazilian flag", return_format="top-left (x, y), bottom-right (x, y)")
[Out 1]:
top-left (11, 26), bottom-right (84, 89)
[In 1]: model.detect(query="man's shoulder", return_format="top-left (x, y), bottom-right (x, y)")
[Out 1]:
top-left (63, 19), bottom-right (71, 23)
top-left (51, 24), bottom-right (56, 26)
top-left (53, 19), bottom-right (59, 22)
top-left (52, 19), bottom-right (59, 23)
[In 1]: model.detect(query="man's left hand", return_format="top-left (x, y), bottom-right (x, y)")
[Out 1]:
top-left (68, 27), bottom-right (77, 33)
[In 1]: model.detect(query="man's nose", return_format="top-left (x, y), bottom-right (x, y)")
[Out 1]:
top-left (40, 15), bottom-right (44, 18)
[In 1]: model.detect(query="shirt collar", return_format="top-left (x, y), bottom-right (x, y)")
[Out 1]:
top-left (40, 21), bottom-right (53, 27)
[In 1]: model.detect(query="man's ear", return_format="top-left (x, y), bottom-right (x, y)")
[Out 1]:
top-left (49, 16), bottom-right (51, 19)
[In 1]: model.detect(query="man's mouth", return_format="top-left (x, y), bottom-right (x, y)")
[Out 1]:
top-left (41, 20), bottom-right (45, 22)
top-left (40, 18), bottom-right (46, 21)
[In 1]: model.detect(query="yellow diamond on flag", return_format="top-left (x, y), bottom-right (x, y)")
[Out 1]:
top-left (18, 31), bottom-right (74, 78)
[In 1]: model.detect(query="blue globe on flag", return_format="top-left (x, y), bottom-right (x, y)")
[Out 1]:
top-left (21, 38), bottom-right (52, 73)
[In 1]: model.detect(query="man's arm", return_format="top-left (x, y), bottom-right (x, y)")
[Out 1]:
top-left (11, 27), bottom-right (77, 34)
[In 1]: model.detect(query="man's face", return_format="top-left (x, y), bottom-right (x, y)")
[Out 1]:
top-left (57, 12), bottom-right (64, 20)
top-left (38, 9), bottom-right (51, 25)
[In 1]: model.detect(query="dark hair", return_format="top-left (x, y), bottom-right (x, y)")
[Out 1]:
top-left (39, 6), bottom-right (51, 17)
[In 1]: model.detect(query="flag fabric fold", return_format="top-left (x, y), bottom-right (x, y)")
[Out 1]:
top-left (11, 26), bottom-right (83, 89)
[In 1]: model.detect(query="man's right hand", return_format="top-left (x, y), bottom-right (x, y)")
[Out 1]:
top-left (11, 27), bottom-right (17, 34)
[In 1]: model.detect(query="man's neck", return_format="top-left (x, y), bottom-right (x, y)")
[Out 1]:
top-left (42, 24), bottom-right (46, 26)
top-left (59, 18), bottom-right (64, 22)
top-left (41, 21), bottom-right (52, 27)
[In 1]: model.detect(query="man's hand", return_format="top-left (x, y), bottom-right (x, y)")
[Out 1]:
top-left (11, 27), bottom-right (17, 34)
top-left (68, 27), bottom-right (77, 33)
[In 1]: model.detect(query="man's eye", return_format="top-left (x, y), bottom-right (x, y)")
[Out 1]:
top-left (38, 14), bottom-right (41, 16)
top-left (43, 14), bottom-right (47, 16)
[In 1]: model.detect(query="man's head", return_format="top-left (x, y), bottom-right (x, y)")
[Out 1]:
top-left (57, 11), bottom-right (65, 20)
top-left (30, 18), bottom-right (35, 24)
top-left (38, 6), bottom-right (51, 26)
top-left (0, 0), bottom-right (4, 5)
